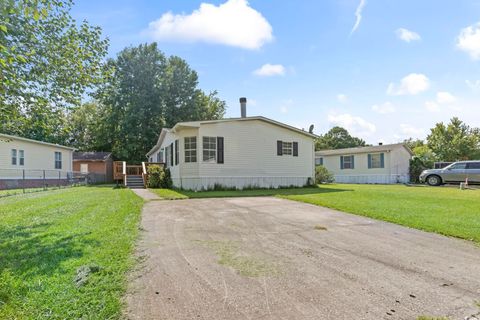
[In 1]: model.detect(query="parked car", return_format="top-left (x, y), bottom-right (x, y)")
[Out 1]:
top-left (419, 160), bottom-right (480, 186)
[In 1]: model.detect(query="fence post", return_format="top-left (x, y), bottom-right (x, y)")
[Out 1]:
top-left (22, 169), bottom-right (25, 194)
top-left (43, 170), bottom-right (46, 190)
top-left (58, 171), bottom-right (61, 189)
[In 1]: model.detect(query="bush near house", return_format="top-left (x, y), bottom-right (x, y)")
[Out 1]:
top-left (315, 165), bottom-right (335, 184)
top-left (146, 166), bottom-right (173, 188)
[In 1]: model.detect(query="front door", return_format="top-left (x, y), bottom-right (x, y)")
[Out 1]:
top-left (80, 163), bottom-right (89, 173)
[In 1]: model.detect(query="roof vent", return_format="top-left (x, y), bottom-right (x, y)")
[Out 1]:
top-left (379, 142), bottom-right (383, 146)
top-left (239, 97), bottom-right (247, 118)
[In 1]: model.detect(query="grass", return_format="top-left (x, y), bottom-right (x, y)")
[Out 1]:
top-left (153, 184), bottom-right (480, 244)
top-left (0, 186), bottom-right (143, 319)
top-left (193, 240), bottom-right (279, 277)
top-left (150, 188), bottom-right (188, 200)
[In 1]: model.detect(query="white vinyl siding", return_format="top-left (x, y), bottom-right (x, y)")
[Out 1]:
top-left (184, 137), bottom-right (197, 163)
top-left (202, 136), bottom-right (216, 163)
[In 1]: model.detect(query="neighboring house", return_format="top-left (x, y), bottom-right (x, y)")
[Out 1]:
top-left (146, 100), bottom-right (317, 190)
top-left (0, 133), bottom-right (75, 189)
top-left (73, 152), bottom-right (113, 183)
top-left (315, 143), bottom-right (413, 184)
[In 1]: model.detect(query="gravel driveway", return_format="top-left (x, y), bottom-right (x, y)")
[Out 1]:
top-left (125, 197), bottom-right (480, 320)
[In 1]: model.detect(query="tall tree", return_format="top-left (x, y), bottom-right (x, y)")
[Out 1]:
top-left (427, 117), bottom-right (480, 161)
top-left (96, 43), bottom-right (226, 162)
top-left (0, 0), bottom-right (108, 143)
top-left (315, 126), bottom-right (366, 150)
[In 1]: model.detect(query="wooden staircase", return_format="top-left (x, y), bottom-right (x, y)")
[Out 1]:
top-left (125, 175), bottom-right (145, 189)
top-left (113, 161), bottom-right (165, 189)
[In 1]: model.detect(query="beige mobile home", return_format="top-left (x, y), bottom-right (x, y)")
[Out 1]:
top-left (146, 107), bottom-right (317, 191)
top-left (0, 133), bottom-right (75, 189)
top-left (315, 143), bottom-right (413, 184)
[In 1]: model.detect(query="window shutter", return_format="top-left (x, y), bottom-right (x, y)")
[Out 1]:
top-left (320, 158), bottom-right (323, 166)
top-left (170, 143), bottom-right (174, 166)
top-left (175, 140), bottom-right (179, 165)
top-left (368, 154), bottom-right (372, 169)
top-left (293, 142), bottom-right (298, 157)
top-left (217, 137), bottom-right (224, 164)
top-left (277, 140), bottom-right (283, 156)
top-left (380, 153), bottom-right (385, 168)
top-left (340, 156), bottom-right (344, 169)
top-left (351, 155), bottom-right (355, 169)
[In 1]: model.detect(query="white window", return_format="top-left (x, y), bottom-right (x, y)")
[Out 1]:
top-left (184, 137), bottom-right (197, 163)
top-left (282, 142), bottom-right (292, 155)
top-left (203, 136), bottom-right (216, 162)
top-left (80, 163), bottom-right (89, 173)
top-left (19, 150), bottom-right (24, 166)
top-left (11, 149), bottom-right (17, 165)
top-left (157, 149), bottom-right (164, 163)
top-left (370, 153), bottom-right (383, 169)
top-left (55, 152), bottom-right (62, 169)
top-left (315, 157), bottom-right (323, 166)
top-left (342, 155), bottom-right (354, 169)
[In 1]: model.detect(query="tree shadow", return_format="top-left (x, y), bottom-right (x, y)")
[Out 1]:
top-left (0, 223), bottom-right (99, 277)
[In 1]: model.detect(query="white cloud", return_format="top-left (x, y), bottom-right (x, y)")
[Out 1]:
top-left (337, 94), bottom-right (348, 103)
top-left (253, 64), bottom-right (286, 77)
top-left (387, 73), bottom-right (430, 96)
top-left (371, 102), bottom-right (395, 114)
top-left (425, 101), bottom-right (440, 112)
top-left (466, 80), bottom-right (480, 91)
top-left (456, 22), bottom-right (480, 60)
top-left (328, 113), bottom-right (376, 136)
top-left (350, 0), bottom-right (366, 35)
top-left (436, 91), bottom-right (456, 104)
top-left (144, 0), bottom-right (273, 50)
top-left (400, 124), bottom-right (424, 136)
top-left (396, 28), bottom-right (421, 42)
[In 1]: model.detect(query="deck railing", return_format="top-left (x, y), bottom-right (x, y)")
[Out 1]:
top-left (113, 161), bottom-right (164, 188)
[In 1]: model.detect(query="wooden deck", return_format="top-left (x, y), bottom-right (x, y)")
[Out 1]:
top-left (113, 161), bottom-right (165, 188)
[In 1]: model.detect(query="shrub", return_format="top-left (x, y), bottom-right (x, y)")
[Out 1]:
top-left (161, 168), bottom-right (173, 189)
top-left (409, 157), bottom-right (429, 183)
top-left (315, 165), bottom-right (334, 184)
top-left (147, 165), bottom-right (164, 188)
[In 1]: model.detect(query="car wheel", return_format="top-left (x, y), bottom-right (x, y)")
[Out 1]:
top-left (426, 175), bottom-right (442, 186)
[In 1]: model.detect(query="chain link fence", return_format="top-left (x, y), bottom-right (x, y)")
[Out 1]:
top-left (0, 169), bottom-right (108, 197)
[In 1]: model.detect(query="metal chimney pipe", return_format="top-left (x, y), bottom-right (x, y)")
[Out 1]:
top-left (239, 97), bottom-right (247, 118)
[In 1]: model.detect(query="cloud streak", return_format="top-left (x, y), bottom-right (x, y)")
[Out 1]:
top-left (351, 0), bottom-right (366, 35)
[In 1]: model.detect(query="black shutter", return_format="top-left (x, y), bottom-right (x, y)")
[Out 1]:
top-left (293, 142), bottom-right (298, 157)
top-left (175, 140), bottom-right (179, 165)
top-left (277, 140), bottom-right (283, 156)
top-left (217, 137), bottom-right (224, 164)
top-left (170, 143), bottom-right (173, 166)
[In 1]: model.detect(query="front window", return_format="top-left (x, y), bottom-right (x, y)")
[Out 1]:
top-left (315, 157), bottom-right (323, 166)
top-left (11, 149), bottom-right (17, 165)
top-left (55, 152), bottom-right (62, 169)
top-left (203, 136), bottom-right (216, 162)
top-left (157, 149), bottom-right (164, 163)
top-left (19, 150), bottom-right (24, 166)
top-left (282, 142), bottom-right (292, 155)
top-left (342, 155), bottom-right (354, 169)
top-left (185, 137), bottom-right (197, 163)
top-left (370, 153), bottom-right (383, 168)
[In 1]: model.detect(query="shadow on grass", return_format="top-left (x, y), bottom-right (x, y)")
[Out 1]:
top-left (174, 185), bottom-right (351, 199)
top-left (0, 223), bottom-right (99, 277)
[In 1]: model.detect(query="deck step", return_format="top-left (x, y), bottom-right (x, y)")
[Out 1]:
top-left (126, 175), bottom-right (145, 189)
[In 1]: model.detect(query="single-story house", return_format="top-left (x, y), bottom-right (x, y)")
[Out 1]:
top-left (73, 152), bottom-right (113, 183)
top-left (146, 98), bottom-right (318, 190)
top-left (0, 133), bottom-right (75, 189)
top-left (315, 143), bottom-right (413, 184)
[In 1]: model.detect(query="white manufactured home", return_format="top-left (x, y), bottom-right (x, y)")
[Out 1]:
top-left (146, 101), bottom-right (317, 190)
top-left (315, 143), bottom-right (413, 184)
top-left (0, 133), bottom-right (74, 189)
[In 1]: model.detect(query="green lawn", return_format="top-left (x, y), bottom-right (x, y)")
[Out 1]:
top-left (152, 184), bottom-right (480, 243)
top-left (0, 186), bottom-right (143, 319)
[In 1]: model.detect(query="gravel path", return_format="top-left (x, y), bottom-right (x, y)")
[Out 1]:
top-left (125, 197), bottom-right (480, 320)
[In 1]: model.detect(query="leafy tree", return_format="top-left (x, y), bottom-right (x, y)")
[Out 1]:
top-left (427, 117), bottom-right (480, 161)
top-left (0, 0), bottom-right (108, 143)
top-left (315, 126), bottom-right (366, 150)
top-left (95, 43), bottom-right (226, 162)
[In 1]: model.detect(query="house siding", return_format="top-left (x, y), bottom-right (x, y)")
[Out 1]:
top-left (151, 120), bottom-right (315, 190)
top-left (316, 145), bottom-right (411, 184)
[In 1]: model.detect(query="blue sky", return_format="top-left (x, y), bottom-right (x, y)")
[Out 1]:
top-left (72, 0), bottom-right (480, 143)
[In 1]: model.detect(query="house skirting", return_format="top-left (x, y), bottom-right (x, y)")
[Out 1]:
top-left (333, 174), bottom-right (409, 184)
top-left (174, 176), bottom-right (312, 191)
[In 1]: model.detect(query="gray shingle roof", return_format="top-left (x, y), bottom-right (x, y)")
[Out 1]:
top-left (73, 152), bottom-right (112, 161)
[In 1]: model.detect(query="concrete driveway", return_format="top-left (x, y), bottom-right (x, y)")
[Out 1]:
top-left (125, 197), bottom-right (480, 320)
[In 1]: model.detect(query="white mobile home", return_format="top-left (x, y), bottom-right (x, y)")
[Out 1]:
top-left (146, 105), bottom-right (317, 190)
top-left (0, 133), bottom-right (75, 189)
top-left (315, 143), bottom-right (413, 184)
